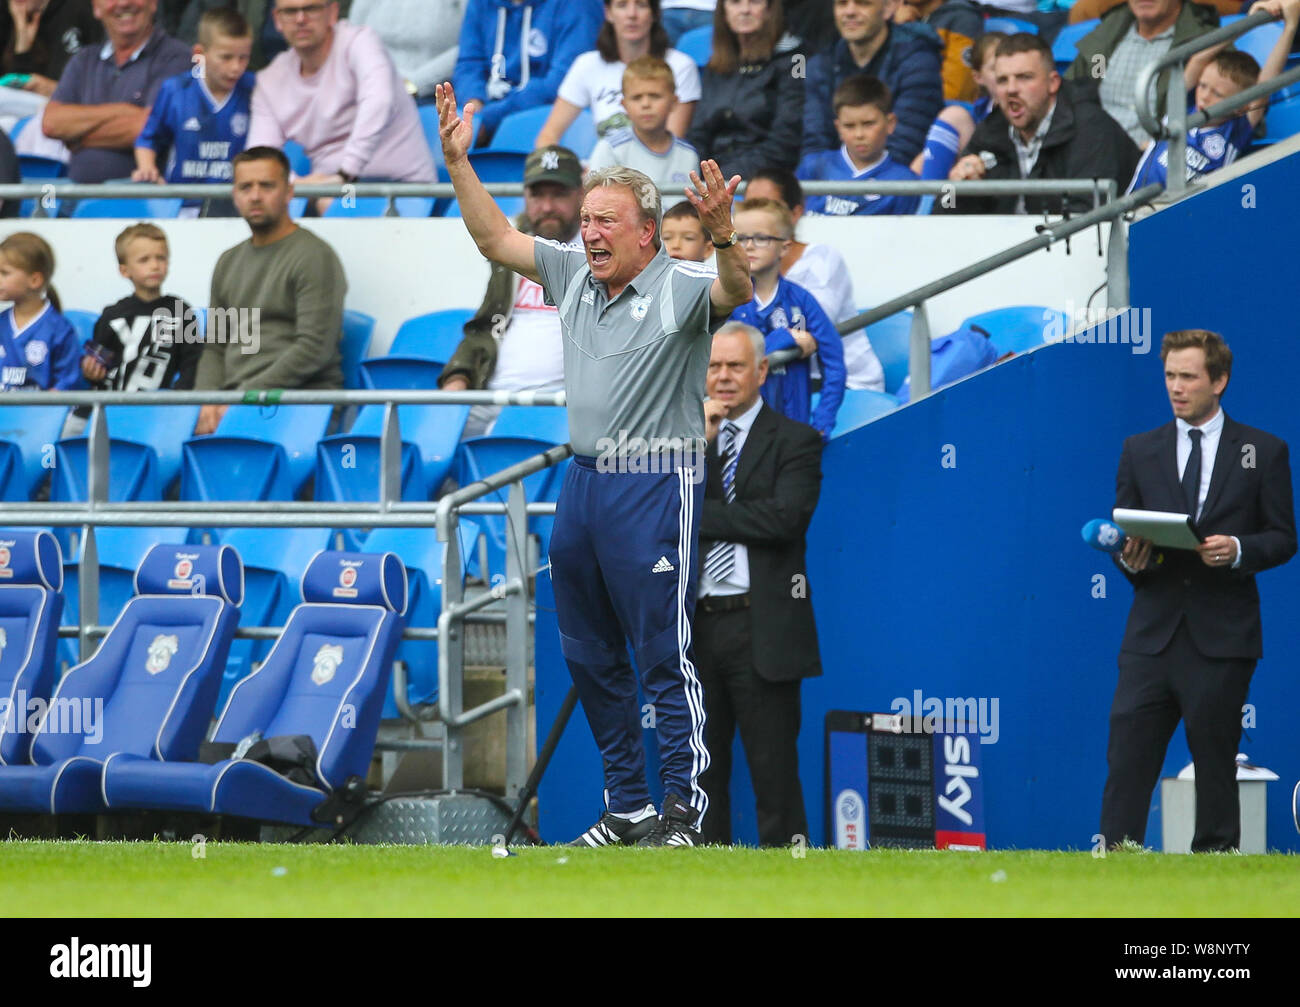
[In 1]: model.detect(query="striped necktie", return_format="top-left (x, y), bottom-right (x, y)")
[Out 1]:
top-left (703, 421), bottom-right (740, 584)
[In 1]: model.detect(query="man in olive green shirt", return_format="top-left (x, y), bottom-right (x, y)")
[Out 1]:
top-left (194, 145), bottom-right (347, 434)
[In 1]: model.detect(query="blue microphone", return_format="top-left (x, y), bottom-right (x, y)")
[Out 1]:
top-left (1082, 518), bottom-right (1126, 553)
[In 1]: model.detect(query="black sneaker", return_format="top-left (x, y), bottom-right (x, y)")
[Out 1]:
top-left (637, 792), bottom-right (700, 847)
top-left (568, 806), bottom-right (658, 847)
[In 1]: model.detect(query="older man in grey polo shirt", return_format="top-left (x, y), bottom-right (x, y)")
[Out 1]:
top-left (42, 0), bottom-right (192, 183)
top-left (437, 80), bottom-right (753, 848)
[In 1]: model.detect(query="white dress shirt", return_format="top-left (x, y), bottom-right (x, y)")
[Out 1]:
top-left (699, 398), bottom-right (764, 598)
top-left (1177, 408), bottom-right (1241, 567)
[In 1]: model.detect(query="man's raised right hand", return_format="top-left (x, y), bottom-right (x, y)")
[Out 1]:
top-left (435, 82), bottom-right (475, 166)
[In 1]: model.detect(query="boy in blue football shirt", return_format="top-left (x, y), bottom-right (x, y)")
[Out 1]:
top-left (796, 76), bottom-right (920, 217)
top-left (1129, 0), bottom-right (1300, 193)
top-left (728, 198), bottom-right (851, 441)
top-left (134, 8), bottom-right (254, 214)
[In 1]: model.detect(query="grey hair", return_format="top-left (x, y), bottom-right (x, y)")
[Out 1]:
top-left (714, 321), bottom-right (767, 370)
top-left (583, 165), bottom-right (663, 249)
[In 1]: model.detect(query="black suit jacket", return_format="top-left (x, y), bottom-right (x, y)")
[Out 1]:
top-left (699, 404), bottom-right (823, 682)
top-left (1114, 415), bottom-right (1296, 659)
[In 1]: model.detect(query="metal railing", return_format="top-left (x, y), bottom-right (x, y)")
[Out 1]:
top-left (0, 387), bottom-right (569, 801)
top-left (1136, 9), bottom-right (1300, 198)
top-left (0, 178), bottom-right (1121, 217)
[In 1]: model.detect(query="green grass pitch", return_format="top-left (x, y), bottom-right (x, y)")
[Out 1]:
top-left (2, 841), bottom-right (1298, 916)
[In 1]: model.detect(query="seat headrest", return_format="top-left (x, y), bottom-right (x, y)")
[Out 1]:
top-left (302, 550), bottom-right (407, 614)
top-left (0, 530), bottom-right (63, 591)
top-left (135, 543), bottom-right (244, 606)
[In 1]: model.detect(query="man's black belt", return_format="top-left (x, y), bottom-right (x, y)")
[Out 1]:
top-left (697, 593), bottom-right (750, 614)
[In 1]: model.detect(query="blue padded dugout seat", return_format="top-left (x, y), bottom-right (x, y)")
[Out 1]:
top-left (181, 404), bottom-right (333, 501)
top-left (0, 543), bottom-right (242, 814)
top-left (0, 532), bottom-right (64, 766)
top-left (102, 550), bottom-right (406, 826)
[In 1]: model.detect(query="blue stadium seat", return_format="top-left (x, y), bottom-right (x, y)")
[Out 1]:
top-left (53, 404), bottom-right (202, 509)
top-left (180, 404), bottom-right (333, 501)
top-left (0, 531), bottom-right (64, 766)
top-left (58, 526), bottom-right (190, 670)
top-left (446, 196), bottom-right (524, 219)
top-left (364, 520), bottom-right (480, 716)
top-left (359, 308), bottom-right (473, 389)
top-left (861, 310), bottom-right (913, 395)
top-left (315, 403), bottom-right (470, 525)
top-left (1234, 21), bottom-right (1283, 69)
top-left (17, 154), bottom-right (65, 180)
top-left (1264, 95), bottom-right (1300, 142)
top-left (467, 149), bottom-right (528, 182)
top-left (101, 550), bottom-right (405, 826)
top-left (563, 109), bottom-right (598, 160)
top-left (211, 526), bottom-right (335, 712)
top-left (984, 16), bottom-right (1038, 34)
top-left (341, 310), bottom-right (375, 389)
top-left (1052, 18), bottom-right (1099, 71)
top-left (677, 25), bottom-right (713, 65)
top-left (0, 404), bottom-right (69, 498)
top-left (830, 389), bottom-right (898, 437)
top-left (0, 442), bottom-right (26, 501)
top-left (961, 305), bottom-right (1067, 354)
top-left (322, 196), bottom-right (435, 218)
top-left (0, 543), bottom-right (241, 813)
top-left (456, 406), bottom-right (570, 580)
top-left (62, 309), bottom-right (97, 345)
top-left (71, 198), bottom-right (183, 219)
top-left (488, 105), bottom-right (551, 150)
top-left (283, 139), bottom-right (312, 176)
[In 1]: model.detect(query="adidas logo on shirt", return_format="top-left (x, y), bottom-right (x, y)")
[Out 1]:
top-left (651, 556), bottom-right (675, 574)
top-left (183, 117), bottom-right (201, 131)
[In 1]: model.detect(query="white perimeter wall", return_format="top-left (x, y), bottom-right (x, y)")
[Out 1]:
top-left (14, 215), bottom-right (1111, 355)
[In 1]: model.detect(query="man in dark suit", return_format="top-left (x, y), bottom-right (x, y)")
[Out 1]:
top-left (1102, 328), bottom-right (1296, 852)
top-left (695, 321), bottom-right (823, 847)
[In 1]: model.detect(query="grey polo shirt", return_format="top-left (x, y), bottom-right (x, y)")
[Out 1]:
top-left (533, 238), bottom-right (717, 458)
top-left (50, 26), bottom-right (193, 183)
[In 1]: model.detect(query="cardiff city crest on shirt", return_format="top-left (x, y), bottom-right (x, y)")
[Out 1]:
top-left (770, 307), bottom-right (788, 330)
top-left (1201, 131), bottom-right (1226, 161)
top-left (629, 294), bottom-right (653, 321)
top-left (24, 340), bottom-right (47, 366)
top-left (231, 113), bottom-right (249, 137)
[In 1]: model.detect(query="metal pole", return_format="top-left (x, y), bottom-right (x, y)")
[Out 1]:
top-left (503, 684), bottom-right (580, 846)
top-left (908, 304), bottom-right (933, 400)
top-left (504, 481), bottom-right (530, 799)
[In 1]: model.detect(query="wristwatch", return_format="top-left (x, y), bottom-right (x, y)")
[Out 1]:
top-left (711, 230), bottom-right (738, 249)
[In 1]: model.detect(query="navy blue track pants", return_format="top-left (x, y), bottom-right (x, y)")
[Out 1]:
top-left (549, 454), bottom-right (710, 821)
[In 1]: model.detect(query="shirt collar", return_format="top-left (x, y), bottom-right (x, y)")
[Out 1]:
top-left (99, 28), bottom-right (158, 65)
top-left (1011, 100), bottom-right (1056, 148)
top-left (1176, 408), bottom-right (1225, 438)
top-left (839, 146), bottom-right (888, 177)
top-left (1128, 22), bottom-right (1177, 44)
top-left (728, 397), bottom-right (763, 434)
top-left (614, 248), bottom-right (670, 298)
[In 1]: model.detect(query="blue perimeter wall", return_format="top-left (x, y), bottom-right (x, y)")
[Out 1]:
top-left (535, 150), bottom-right (1300, 851)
